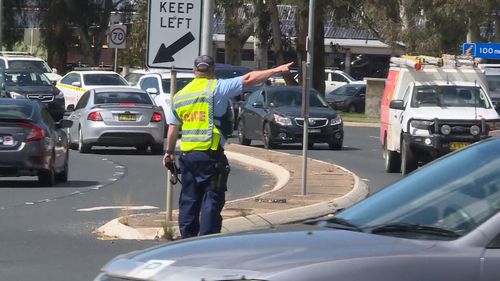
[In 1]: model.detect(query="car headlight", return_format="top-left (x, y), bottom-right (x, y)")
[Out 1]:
top-left (273, 114), bottom-right (292, 126)
top-left (330, 115), bottom-right (342, 125)
top-left (9, 91), bottom-right (26, 99)
top-left (410, 120), bottom-right (433, 130)
top-left (55, 91), bottom-right (64, 99)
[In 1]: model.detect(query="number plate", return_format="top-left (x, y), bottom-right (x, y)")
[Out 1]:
top-left (450, 142), bottom-right (469, 150)
top-left (308, 129), bottom-right (321, 133)
top-left (0, 135), bottom-right (14, 146)
top-left (118, 114), bottom-right (136, 121)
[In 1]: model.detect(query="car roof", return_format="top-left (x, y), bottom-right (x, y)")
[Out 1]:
top-left (158, 72), bottom-right (195, 78)
top-left (69, 70), bottom-right (122, 75)
top-left (414, 81), bottom-right (481, 87)
top-left (91, 86), bottom-right (147, 93)
top-left (264, 85), bottom-right (319, 93)
top-left (0, 97), bottom-right (39, 106)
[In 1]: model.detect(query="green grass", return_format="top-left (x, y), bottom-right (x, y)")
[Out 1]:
top-left (339, 112), bottom-right (380, 123)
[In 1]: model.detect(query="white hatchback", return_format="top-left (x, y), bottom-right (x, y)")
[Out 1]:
top-left (56, 70), bottom-right (130, 110)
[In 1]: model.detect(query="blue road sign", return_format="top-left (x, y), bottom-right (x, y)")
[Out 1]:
top-left (463, 43), bottom-right (500, 59)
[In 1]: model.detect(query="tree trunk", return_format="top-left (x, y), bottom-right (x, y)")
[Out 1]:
top-left (268, 0), bottom-right (297, 85)
top-left (224, 4), bottom-right (242, 65)
top-left (313, 0), bottom-right (326, 95)
top-left (295, 2), bottom-right (308, 85)
top-left (495, 13), bottom-right (500, 42)
top-left (253, 0), bottom-right (268, 70)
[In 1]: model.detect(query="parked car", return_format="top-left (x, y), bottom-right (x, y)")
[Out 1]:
top-left (66, 87), bottom-right (165, 154)
top-left (95, 135), bottom-right (500, 281)
top-left (136, 71), bottom-right (194, 119)
top-left (479, 64), bottom-right (500, 111)
top-left (325, 81), bottom-right (366, 113)
top-left (2, 68), bottom-right (65, 121)
top-left (0, 51), bottom-right (61, 83)
top-left (56, 70), bottom-right (130, 109)
top-left (237, 86), bottom-right (343, 149)
top-left (324, 68), bottom-right (363, 94)
top-left (0, 98), bottom-right (72, 186)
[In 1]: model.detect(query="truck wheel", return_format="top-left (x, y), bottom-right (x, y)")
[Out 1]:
top-left (383, 137), bottom-right (400, 173)
top-left (401, 138), bottom-right (417, 175)
top-left (262, 123), bottom-right (275, 149)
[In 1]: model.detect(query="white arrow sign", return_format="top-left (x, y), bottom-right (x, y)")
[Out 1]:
top-left (147, 0), bottom-right (202, 69)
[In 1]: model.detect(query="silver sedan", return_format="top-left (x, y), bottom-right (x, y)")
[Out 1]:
top-left (66, 87), bottom-right (165, 154)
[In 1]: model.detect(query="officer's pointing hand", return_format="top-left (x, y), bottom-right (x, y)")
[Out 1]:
top-left (275, 62), bottom-right (294, 73)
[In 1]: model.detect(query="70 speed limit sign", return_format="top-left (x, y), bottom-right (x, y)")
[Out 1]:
top-left (109, 24), bottom-right (127, 49)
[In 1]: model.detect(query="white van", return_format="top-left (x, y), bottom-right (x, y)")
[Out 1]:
top-left (380, 55), bottom-right (500, 175)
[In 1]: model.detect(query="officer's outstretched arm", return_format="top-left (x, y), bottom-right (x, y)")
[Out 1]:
top-left (242, 62), bottom-right (294, 87)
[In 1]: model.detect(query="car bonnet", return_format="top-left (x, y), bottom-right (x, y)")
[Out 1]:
top-left (101, 226), bottom-right (435, 280)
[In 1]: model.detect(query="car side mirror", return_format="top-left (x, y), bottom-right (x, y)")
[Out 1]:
top-left (146, 88), bottom-right (159, 95)
top-left (66, 104), bottom-right (75, 112)
top-left (252, 101), bottom-right (264, 108)
top-left (71, 81), bottom-right (81, 88)
top-left (57, 119), bottom-right (73, 129)
top-left (52, 68), bottom-right (58, 74)
top-left (389, 99), bottom-right (405, 110)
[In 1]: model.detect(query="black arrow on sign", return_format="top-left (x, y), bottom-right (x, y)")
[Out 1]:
top-left (153, 32), bottom-right (196, 63)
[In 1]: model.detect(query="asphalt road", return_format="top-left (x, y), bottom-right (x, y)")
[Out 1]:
top-left (228, 125), bottom-right (403, 193)
top-left (0, 147), bottom-right (270, 281)
top-left (0, 125), bottom-right (399, 280)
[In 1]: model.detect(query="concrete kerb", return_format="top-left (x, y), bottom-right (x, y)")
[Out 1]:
top-left (95, 150), bottom-right (368, 240)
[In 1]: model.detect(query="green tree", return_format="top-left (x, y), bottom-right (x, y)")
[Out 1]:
top-left (118, 0), bottom-right (147, 69)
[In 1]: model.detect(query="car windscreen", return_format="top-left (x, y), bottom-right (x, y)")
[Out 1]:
top-left (8, 60), bottom-right (52, 73)
top-left (268, 90), bottom-right (329, 108)
top-left (411, 85), bottom-right (491, 108)
top-left (94, 92), bottom-right (153, 105)
top-left (4, 71), bottom-right (52, 86)
top-left (215, 69), bottom-right (249, 79)
top-left (83, 74), bottom-right (129, 86)
top-left (161, 78), bottom-right (193, 92)
top-left (336, 138), bottom-right (500, 237)
top-left (0, 103), bottom-right (34, 119)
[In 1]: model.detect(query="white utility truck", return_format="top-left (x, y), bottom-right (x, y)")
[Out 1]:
top-left (380, 55), bottom-right (500, 175)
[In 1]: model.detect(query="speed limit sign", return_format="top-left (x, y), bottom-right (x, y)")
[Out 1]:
top-left (109, 24), bottom-right (127, 49)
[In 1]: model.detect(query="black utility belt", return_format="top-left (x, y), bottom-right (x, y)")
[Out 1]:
top-left (182, 148), bottom-right (224, 158)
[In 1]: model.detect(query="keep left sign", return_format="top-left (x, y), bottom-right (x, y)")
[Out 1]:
top-left (147, 0), bottom-right (202, 70)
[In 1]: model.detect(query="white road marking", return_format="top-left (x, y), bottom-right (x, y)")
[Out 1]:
top-left (115, 165), bottom-right (125, 169)
top-left (102, 158), bottom-right (108, 161)
top-left (108, 178), bottom-right (118, 182)
top-left (76, 206), bottom-right (158, 212)
top-left (369, 136), bottom-right (378, 139)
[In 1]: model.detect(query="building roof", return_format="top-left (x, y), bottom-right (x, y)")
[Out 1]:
top-left (213, 5), bottom-right (377, 40)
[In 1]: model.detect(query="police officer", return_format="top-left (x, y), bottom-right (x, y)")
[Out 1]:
top-left (163, 55), bottom-right (293, 238)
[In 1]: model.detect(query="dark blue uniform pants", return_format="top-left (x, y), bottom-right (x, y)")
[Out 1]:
top-left (178, 151), bottom-right (226, 238)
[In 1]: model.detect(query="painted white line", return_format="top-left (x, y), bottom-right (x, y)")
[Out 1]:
top-left (77, 206), bottom-right (158, 212)
top-left (25, 202), bottom-right (34, 205)
top-left (113, 172), bottom-right (125, 176)
top-left (115, 165), bottom-right (125, 169)
top-left (108, 178), bottom-right (118, 182)
top-left (102, 158), bottom-right (108, 161)
top-left (369, 136), bottom-right (378, 139)
top-left (361, 178), bottom-right (370, 182)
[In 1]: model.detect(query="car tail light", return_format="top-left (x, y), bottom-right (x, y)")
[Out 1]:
top-left (87, 111), bottom-right (103, 121)
top-left (151, 112), bottom-right (162, 122)
top-left (17, 122), bottom-right (45, 142)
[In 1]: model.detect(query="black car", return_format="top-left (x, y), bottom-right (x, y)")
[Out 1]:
top-left (0, 98), bottom-right (72, 186)
top-left (215, 64), bottom-right (261, 130)
top-left (237, 86), bottom-right (344, 149)
top-left (1, 68), bottom-right (65, 121)
top-left (325, 82), bottom-right (366, 113)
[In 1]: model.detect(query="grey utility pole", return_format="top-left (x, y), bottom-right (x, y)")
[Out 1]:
top-left (201, 0), bottom-right (214, 56)
top-left (301, 0), bottom-right (316, 195)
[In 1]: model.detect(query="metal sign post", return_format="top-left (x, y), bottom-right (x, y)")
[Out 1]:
top-left (301, 0), bottom-right (316, 196)
top-left (166, 68), bottom-right (177, 222)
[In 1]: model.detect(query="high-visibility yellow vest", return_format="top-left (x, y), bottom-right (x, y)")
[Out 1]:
top-left (173, 78), bottom-right (220, 151)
